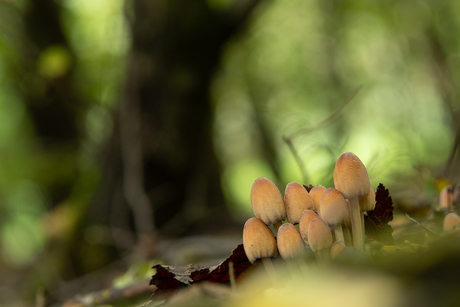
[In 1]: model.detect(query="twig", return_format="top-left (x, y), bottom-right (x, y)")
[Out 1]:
top-left (282, 87), bottom-right (362, 184)
top-left (228, 261), bottom-right (236, 291)
top-left (61, 279), bottom-right (154, 307)
top-left (286, 86), bottom-right (362, 141)
top-left (283, 135), bottom-right (309, 184)
top-left (120, 55), bottom-right (155, 236)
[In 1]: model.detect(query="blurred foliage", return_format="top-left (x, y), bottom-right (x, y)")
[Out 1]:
top-left (0, 0), bottom-right (459, 306)
top-left (213, 0), bottom-right (460, 216)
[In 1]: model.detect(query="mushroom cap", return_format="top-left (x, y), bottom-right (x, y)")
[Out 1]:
top-left (243, 217), bottom-right (278, 263)
top-left (320, 188), bottom-right (350, 227)
top-left (330, 241), bottom-right (346, 260)
top-left (276, 223), bottom-right (305, 260)
top-left (359, 184), bottom-right (375, 212)
top-left (284, 181), bottom-right (314, 224)
top-left (308, 218), bottom-right (333, 252)
top-left (299, 210), bottom-right (319, 243)
top-left (309, 185), bottom-right (326, 212)
top-left (251, 177), bottom-right (286, 225)
top-left (443, 213), bottom-right (460, 231)
top-left (333, 152), bottom-right (370, 199)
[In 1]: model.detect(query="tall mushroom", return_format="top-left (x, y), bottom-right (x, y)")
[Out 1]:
top-left (319, 188), bottom-right (350, 245)
top-left (243, 217), bottom-right (278, 283)
top-left (284, 181), bottom-right (314, 224)
top-left (308, 218), bottom-right (333, 263)
top-left (251, 177), bottom-right (286, 232)
top-left (333, 152), bottom-right (370, 251)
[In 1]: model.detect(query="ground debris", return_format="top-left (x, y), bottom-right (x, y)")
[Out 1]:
top-left (150, 244), bottom-right (251, 295)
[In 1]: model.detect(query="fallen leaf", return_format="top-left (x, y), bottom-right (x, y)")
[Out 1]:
top-left (364, 183), bottom-right (395, 245)
top-left (150, 244), bottom-right (252, 294)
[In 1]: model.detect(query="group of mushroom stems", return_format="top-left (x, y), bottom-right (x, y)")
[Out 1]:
top-left (242, 152), bottom-right (376, 279)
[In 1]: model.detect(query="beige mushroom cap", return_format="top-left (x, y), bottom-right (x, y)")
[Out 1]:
top-left (330, 241), bottom-right (346, 260)
top-left (443, 213), bottom-right (460, 231)
top-left (333, 152), bottom-right (370, 199)
top-left (284, 181), bottom-right (314, 224)
top-left (299, 210), bottom-right (319, 244)
top-left (277, 223), bottom-right (306, 260)
top-left (360, 184), bottom-right (376, 212)
top-left (320, 187), bottom-right (350, 227)
top-left (309, 185), bottom-right (326, 212)
top-left (251, 177), bottom-right (286, 225)
top-left (308, 218), bottom-right (333, 252)
top-left (243, 217), bottom-right (278, 263)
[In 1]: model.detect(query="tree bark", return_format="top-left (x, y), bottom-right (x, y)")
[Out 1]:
top-left (96, 0), bottom-right (265, 240)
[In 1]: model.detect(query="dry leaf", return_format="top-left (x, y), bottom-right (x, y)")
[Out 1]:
top-left (364, 183), bottom-right (395, 245)
top-left (150, 244), bottom-right (251, 294)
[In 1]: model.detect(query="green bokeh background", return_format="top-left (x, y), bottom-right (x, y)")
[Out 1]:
top-left (0, 0), bottom-right (458, 304)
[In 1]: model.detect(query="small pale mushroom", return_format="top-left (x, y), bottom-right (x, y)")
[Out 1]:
top-left (319, 187), bottom-right (350, 245)
top-left (243, 217), bottom-right (278, 283)
top-left (277, 223), bottom-right (305, 260)
top-left (277, 223), bottom-right (308, 277)
top-left (299, 210), bottom-right (319, 246)
top-left (443, 213), bottom-right (460, 231)
top-left (251, 177), bottom-right (286, 232)
top-left (359, 184), bottom-right (375, 239)
top-left (334, 152), bottom-right (370, 251)
top-left (308, 218), bottom-right (333, 263)
top-left (309, 185), bottom-right (326, 213)
top-left (284, 181), bottom-right (314, 224)
top-left (330, 241), bottom-right (346, 260)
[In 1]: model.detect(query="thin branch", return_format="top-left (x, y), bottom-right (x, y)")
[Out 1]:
top-left (282, 87), bottom-right (361, 184)
top-left (283, 135), bottom-right (309, 184)
top-left (120, 53), bottom-right (155, 235)
top-left (287, 86), bottom-right (362, 140)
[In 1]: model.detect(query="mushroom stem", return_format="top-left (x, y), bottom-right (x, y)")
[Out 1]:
top-left (343, 227), bottom-right (353, 247)
top-left (261, 258), bottom-right (278, 284)
top-left (313, 250), bottom-right (323, 264)
top-left (297, 258), bottom-right (309, 276)
top-left (333, 224), bottom-right (345, 245)
top-left (349, 197), bottom-right (364, 251)
top-left (321, 248), bottom-right (331, 263)
top-left (285, 259), bottom-right (302, 279)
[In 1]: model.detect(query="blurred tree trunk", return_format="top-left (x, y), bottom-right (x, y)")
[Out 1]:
top-left (97, 0), bottom-right (264, 242)
top-left (22, 0), bottom-right (81, 203)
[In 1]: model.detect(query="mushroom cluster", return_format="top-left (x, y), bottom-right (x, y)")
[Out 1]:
top-left (242, 152), bottom-right (376, 271)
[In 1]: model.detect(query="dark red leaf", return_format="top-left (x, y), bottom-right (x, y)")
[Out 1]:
top-left (150, 244), bottom-right (252, 294)
top-left (364, 183), bottom-right (395, 245)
